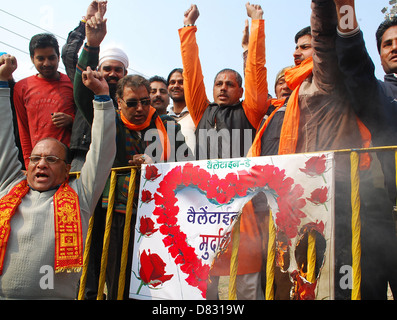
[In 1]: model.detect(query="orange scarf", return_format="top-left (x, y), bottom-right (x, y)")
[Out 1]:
top-left (0, 180), bottom-right (83, 275)
top-left (278, 57), bottom-right (314, 155)
top-left (248, 57), bottom-right (371, 170)
top-left (120, 106), bottom-right (171, 162)
top-left (247, 98), bottom-right (286, 157)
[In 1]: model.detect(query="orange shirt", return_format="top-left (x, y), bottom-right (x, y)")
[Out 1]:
top-left (179, 20), bottom-right (268, 275)
top-left (178, 19), bottom-right (268, 129)
top-left (210, 200), bottom-right (263, 276)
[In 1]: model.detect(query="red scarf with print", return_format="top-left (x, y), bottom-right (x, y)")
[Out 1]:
top-left (0, 180), bottom-right (83, 275)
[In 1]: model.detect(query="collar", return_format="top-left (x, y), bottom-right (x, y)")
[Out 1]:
top-left (168, 106), bottom-right (189, 117)
top-left (28, 184), bottom-right (61, 193)
top-left (385, 73), bottom-right (397, 83)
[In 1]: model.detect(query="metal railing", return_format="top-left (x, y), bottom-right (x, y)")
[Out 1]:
top-left (74, 146), bottom-right (397, 300)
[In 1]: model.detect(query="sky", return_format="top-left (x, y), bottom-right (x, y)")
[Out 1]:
top-left (0, 0), bottom-right (393, 98)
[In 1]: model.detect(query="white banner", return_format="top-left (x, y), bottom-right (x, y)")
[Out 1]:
top-left (129, 153), bottom-right (335, 300)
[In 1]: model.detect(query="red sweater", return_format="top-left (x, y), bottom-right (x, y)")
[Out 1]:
top-left (13, 73), bottom-right (75, 168)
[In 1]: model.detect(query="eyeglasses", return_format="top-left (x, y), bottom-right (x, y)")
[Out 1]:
top-left (121, 98), bottom-right (151, 108)
top-left (29, 155), bottom-right (66, 164)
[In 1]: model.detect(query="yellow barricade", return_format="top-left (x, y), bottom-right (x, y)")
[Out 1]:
top-left (74, 146), bottom-right (397, 300)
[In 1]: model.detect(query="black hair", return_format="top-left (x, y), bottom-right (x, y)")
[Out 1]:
top-left (214, 68), bottom-right (243, 88)
top-left (167, 68), bottom-right (183, 85)
top-left (116, 74), bottom-right (151, 99)
top-left (376, 16), bottom-right (397, 53)
top-left (29, 33), bottom-right (60, 58)
top-left (149, 75), bottom-right (167, 86)
top-left (295, 26), bottom-right (312, 44)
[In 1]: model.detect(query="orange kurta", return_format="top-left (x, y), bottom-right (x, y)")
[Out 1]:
top-left (178, 19), bottom-right (268, 130)
top-left (179, 20), bottom-right (268, 275)
top-left (210, 200), bottom-right (263, 276)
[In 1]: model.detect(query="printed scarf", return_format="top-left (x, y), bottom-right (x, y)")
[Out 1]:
top-left (120, 106), bottom-right (171, 161)
top-left (0, 180), bottom-right (83, 275)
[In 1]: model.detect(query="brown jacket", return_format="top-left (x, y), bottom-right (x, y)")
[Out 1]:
top-left (295, 0), bottom-right (363, 177)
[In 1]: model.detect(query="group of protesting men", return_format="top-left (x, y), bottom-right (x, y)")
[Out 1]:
top-left (0, 0), bottom-right (397, 300)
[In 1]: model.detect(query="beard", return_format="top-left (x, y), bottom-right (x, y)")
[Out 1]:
top-left (108, 82), bottom-right (118, 100)
top-left (171, 95), bottom-right (186, 103)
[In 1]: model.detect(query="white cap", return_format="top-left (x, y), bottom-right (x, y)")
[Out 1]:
top-left (99, 47), bottom-right (129, 70)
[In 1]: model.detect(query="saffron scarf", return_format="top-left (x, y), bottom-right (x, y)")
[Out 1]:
top-left (248, 57), bottom-right (371, 170)
top-left (278, 57), bottom-right (314, 155)
top-left (0, 180), bottom-right (83, 275)
top-left (247, 98), bottom-right (286, 157)
top-left (120, 106), bottom-right (171, 161)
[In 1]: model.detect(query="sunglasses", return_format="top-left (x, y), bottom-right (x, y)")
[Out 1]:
top-left (29, 155), bottom-right (66, 164)
top-left (121, 98), bottom-right (151, 108)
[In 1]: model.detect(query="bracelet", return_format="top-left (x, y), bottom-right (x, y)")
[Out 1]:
top-left (81, 16), bottom-right (87, 23)
top-left (94, 95), bottom-right (111, 102)
top-left (184, 24), bottom-right (195, 27)
top-left (0, 81), bottom-right (9, 88)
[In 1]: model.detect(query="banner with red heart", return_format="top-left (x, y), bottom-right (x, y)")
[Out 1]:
top-left (129, 153), bottom-right (335, 300)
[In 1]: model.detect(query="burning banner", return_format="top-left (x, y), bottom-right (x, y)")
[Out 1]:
top-left (129, 153), bottom-right (335, 300)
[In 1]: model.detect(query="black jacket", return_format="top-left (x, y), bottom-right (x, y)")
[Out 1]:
top-left (336, 29), bottom-right (397, 203)
top-left (195, 102), bottom-right (256, 160)
top-left (259, 104), bottom-right (286, 156)
top-left (61, 21), bottom-right (92, 154)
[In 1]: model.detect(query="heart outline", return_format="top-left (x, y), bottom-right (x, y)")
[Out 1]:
top-left (151, 162), bottom-right (308, 298)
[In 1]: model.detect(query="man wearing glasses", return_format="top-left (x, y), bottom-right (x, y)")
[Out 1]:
top-left (73, 8), bottom-right (188, 299)
top-left (0, 54), bottom-right (116, 299)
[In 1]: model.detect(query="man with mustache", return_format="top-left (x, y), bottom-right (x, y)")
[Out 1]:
top-left (60, 1), bottom-right (131, 300)
top-left (333, 0), bottom-right (397, 300)
top-left (13, 33), bottom-right (76, 169)
top-left (0, 53), bottom-right (116, 299)
top-left (149, 75), bottom-right (170, 116)
top-left (73, 6), bottom-right (188, 299)
top-left (180, 3), bottom-right (268, 161)
top-left (70, 45), bottom-right (128, 172)
top-left (248, 0), bottom-right (382, 300)
top-left (149, 75), bottom-right (193, 159)
top-left (180, 2), bottom-right (268, 300)
top-left (167, 68), bottom-right (197, 156)
top-left (61, 1), bottom-right (126, 173)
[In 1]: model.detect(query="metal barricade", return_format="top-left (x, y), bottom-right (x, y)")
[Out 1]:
top-left (75, 146), bottom-right (397, 300)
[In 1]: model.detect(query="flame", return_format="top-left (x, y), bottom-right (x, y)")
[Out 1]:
top-left (275, 240), bottom-right (289, 271)
top-left (275, 230), bottom-right (323, 300)
top-left (291, 264), bottom-right (316, 300)
top-left (299, 262), bottom-right (307, 279)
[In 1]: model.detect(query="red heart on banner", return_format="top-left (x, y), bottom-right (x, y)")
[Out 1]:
top-left (146, 162), bottom-right (308, 298)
